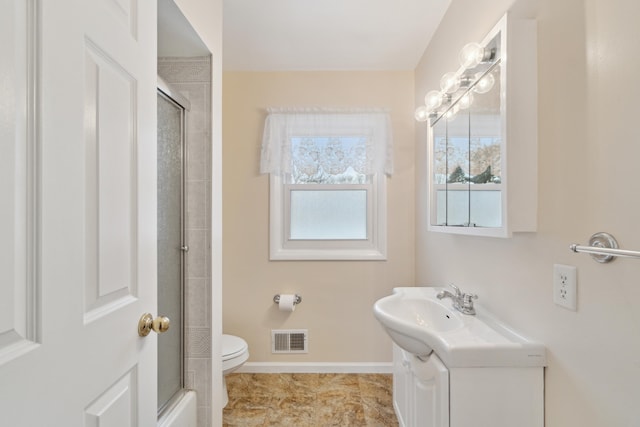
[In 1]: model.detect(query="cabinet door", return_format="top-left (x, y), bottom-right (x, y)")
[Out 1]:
top-left (468, 66), bottom-right (503, 228)
top-left (394, 345), bottom-right (450, 427)
top-left (430, 118), bottom-right (448, 226)
top-left (412, 352), bottom-right (449, 427)
top-left (393, 344), bottom-right (412, 427)
top-left (443, 110), bottom-right (471, 226)
top-left (426, 14), bottom-right (537, 237)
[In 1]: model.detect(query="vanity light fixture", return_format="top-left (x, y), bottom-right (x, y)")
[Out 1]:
top-left (414, 38), bottom-right (497, 122)
top-left (445, 104), bottom-right (459, 121)
top-left (414, 105), bottom-right (430, 122)
top-left (473, 71), bottom-right (495, 94)
top-left (458, 74), bottom-right (475, 88)
top-left (440, 71), bottom-right (461, 94)
top-left (424, 90), bottom-right (443, 111)
top-left (459, 42), bottom-right (495, 69)
top-left (457, 91), bottom-right (474, 110)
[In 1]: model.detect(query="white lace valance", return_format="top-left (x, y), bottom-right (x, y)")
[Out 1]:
top-left (260, 108), bottom-right (393, 179)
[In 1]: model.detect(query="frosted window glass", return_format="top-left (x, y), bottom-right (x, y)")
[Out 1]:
top-left (436, 189), bottom-right (502, 227)
top-left (470, 191), bottom-right (502, 227)
top-left (290, 190), bottom-right (367, 240)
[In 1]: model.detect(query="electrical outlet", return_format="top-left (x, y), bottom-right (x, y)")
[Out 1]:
top-left (553, 264), bottom-right (577, 311)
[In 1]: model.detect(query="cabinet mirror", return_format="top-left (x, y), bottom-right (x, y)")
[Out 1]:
top-left (425, 14), bottom-right (537, 237)
top-left (430, 32), bottom-right (502, 230)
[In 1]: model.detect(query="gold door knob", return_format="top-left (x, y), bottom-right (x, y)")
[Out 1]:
top-left (138, 313), bottom-right (171, 337)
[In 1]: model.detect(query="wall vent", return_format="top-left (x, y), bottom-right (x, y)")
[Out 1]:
top-left (271, 329), bottom-right (308, 354)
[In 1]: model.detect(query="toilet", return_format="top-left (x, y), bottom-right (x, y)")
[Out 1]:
top-left (222, 334), bottom-right (249, 407)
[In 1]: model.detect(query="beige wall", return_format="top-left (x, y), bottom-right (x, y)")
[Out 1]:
top-left (415, 0), bottom-right (640, 426)
top-left (222, 71), bottom-right (415, 362)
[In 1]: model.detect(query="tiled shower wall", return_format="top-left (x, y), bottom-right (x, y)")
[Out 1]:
top-left (158, 56), bottom-right (212, 427)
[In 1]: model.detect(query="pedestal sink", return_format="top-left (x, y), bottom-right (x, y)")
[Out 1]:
top-left (373, 286), bottom-right (545, 367)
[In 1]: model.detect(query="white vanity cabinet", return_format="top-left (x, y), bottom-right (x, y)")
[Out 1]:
top-left (393, 344), bottom-right (449, 427)
top-left (376, 288), bottom-right (546, 426)
top-left (393, 343), bottom-right (544, 427)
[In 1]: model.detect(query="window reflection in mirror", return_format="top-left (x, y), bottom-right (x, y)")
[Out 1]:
top-left (430, 32), bottom-right (503, 228)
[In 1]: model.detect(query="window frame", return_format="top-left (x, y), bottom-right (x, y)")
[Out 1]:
top-left (269, 173), bottom-right (387, 261)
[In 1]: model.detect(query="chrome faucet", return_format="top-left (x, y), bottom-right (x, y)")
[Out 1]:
top-left (436, 284), bottom-right (478, 315)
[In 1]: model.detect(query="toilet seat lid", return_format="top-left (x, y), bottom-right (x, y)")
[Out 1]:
top-left (222, 334), bottom-right (248, 361)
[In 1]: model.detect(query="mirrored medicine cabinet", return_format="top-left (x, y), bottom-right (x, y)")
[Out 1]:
top-left (424, 14), bottom-right (538, 237)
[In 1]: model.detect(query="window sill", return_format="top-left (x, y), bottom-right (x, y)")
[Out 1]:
top-left (269, 247), bottom-right (387, 261)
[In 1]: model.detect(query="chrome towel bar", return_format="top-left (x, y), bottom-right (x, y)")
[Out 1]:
top-left (570, 232), bottom-right (640, 263)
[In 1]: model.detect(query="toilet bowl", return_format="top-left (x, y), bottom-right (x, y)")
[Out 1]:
top-left (222, 334), bottom-right (249, 407)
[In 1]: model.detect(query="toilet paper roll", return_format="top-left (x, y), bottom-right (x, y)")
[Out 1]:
top-left (278, 294), bottom-right (296, 312)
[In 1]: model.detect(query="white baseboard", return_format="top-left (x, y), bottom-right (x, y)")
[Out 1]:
top-left (237, 362), bottom-right (393, 374)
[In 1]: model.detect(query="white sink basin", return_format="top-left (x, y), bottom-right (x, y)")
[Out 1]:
top-left (373, 287), bottom-right (546, 367)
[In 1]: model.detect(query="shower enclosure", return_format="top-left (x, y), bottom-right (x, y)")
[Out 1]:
top-left (157, 80), bottom-right (190, 415)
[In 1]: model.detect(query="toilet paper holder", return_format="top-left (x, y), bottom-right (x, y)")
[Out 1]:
top-left (273, 294), bottom-right (302, 305)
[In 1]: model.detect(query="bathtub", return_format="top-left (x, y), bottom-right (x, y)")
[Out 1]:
top-left (158, 390), bottom-right (197, 427)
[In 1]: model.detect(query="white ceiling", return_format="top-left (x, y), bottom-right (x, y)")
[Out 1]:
top-left (222, 0), bottom-right (451, 71)
top-left (158, 0), bottom-right (210, 57)
top-left (157, 0), bottom-right (451, 70)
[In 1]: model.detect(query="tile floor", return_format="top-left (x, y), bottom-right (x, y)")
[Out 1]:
top-left (223, 373), bottom-right (399, 426)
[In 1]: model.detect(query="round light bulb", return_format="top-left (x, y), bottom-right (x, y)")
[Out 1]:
top-left (424, 90), bottom-right (443, 110)
top-left (473, 71), bottom-right (495, 94)
top-left (445, 104), bottom-right (460, 122)
top-left (458, 91), bottom-right (474, 110)
top-left (440, 72), bottom-right (461, 94)
top-left (459, 42), bottom-right (484, 69)
top-left (414, 106), bottom-right (430, 122)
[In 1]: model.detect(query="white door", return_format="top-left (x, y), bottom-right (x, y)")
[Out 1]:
top-left (0, 0), bottom-right (158, 425)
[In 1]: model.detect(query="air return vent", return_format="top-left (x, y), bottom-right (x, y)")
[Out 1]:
top-left (271, 329), bottom-right (308, 354)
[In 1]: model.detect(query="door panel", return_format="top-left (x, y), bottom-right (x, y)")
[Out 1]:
top-left (0, 0), bottom-right (157, 425)
top-left (84, 368), bottom-right (138, 427)
top-left (103, 0), bottom-right (139, 39)
top-left (84, 40), bottom-right (138, 322)
top-left (0, 0), bottom-right (38, 366)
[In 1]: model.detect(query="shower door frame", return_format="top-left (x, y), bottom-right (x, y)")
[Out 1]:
top-left (157, 78), bottom-right (191, 417)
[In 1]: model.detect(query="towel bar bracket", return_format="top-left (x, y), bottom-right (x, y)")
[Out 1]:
top-left (588, 232), bottom-right (618, 263)
top-left (570, 232), bottom-right (640, 263)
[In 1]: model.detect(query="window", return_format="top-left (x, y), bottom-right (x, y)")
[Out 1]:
top-left (261, 109), bottom-right (393, 260)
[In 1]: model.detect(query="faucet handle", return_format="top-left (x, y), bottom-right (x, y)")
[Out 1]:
top-left (462, 293), bottom-right (478, 304)
top-left (459, 293), bottom-right (478, 315)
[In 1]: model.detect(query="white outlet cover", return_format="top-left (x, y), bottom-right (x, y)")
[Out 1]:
top-left (553, 264), bottom-right (577, 311)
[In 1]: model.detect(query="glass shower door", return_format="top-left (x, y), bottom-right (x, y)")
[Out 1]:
top-left (157, 91), bottom-right (185, 412)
